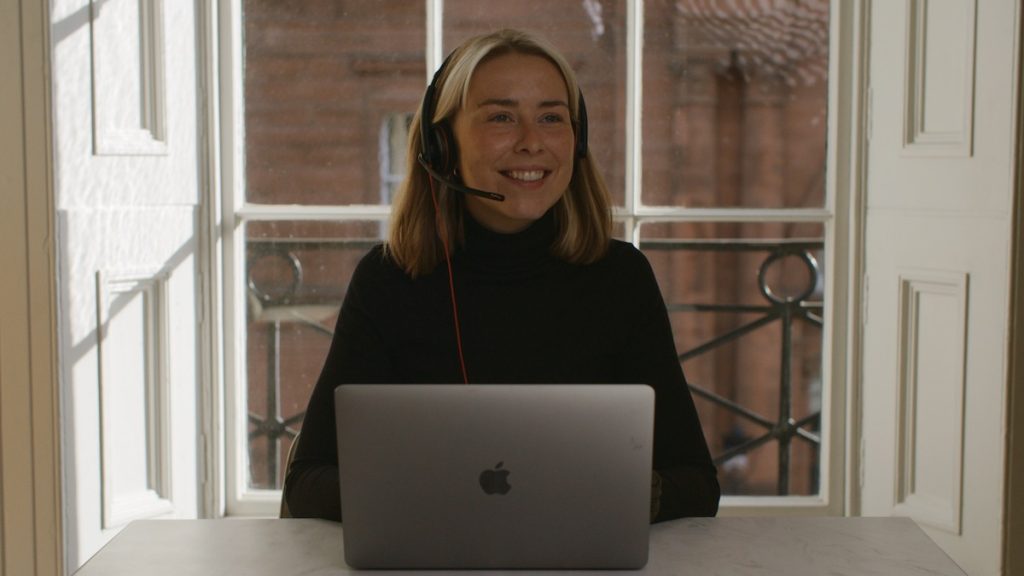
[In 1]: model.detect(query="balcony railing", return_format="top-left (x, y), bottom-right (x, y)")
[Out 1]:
top-left (246, 236), bottom-right (824, 494)
top-left (643, 238), bottom-right (824, 495)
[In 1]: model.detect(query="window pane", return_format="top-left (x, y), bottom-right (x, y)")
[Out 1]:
top-left (642, 1), bottom-right (830, 208)
top-left (243, 1), bottom-right (425, 206)
top-left (245, 220), bottom-right (382, 489)
top-left (442, 1), bottom-right (628, 206)
top-left (641, 221), bottom-right (825, 496)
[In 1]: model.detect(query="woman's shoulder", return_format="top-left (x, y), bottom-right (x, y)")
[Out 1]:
top-left (599, 241), bottom-right (670, 315)
top-left (600, 239), bottom-right (656, 274)
top-left (351, 244), bottom-right (449, 292)
top-left (348, 244), bottom-right (409, 288)
top-left (355, 244), bottom-right (402, 274)
top-left (564, 240), bottom-right (660, 298)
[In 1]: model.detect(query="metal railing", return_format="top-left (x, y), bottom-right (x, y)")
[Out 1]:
top-left (644, 238), bottom-right (824, 495)
top-left (244, 239), bottom-right (371, 488)
top-left (246, 237), bottom-right (824, 493)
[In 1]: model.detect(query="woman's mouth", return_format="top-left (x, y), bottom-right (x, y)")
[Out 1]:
top-left (502, 170), bottom-right (546, 183)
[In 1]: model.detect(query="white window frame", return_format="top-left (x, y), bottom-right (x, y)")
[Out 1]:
top-left (212, 0), bottom-right (866, 518)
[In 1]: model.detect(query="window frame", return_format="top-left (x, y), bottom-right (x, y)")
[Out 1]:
top-left (213, 0), bottom-right (863, 518)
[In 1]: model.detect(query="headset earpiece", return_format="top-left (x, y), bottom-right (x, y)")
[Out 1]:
top-left (575, 91), bottom-right (589, 160)
top-left (419, 55), bottom-right (458, 176)
top-left (428, 120), bottom-right (457, 175)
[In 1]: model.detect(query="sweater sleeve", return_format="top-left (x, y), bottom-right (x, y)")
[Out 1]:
top-left (284, 248), bottom-right (395, 521)
top-left (614, 247), bottom-right (721, 521)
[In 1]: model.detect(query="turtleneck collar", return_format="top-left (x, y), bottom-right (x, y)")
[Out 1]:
top-left (457, 208), bottom-right (558, 274)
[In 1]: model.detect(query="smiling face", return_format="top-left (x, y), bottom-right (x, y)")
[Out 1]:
top-left (451, 52), bottom-right (576, 234)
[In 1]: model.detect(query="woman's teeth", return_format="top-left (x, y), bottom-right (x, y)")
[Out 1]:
top-left (504, 170), bottom-right (545, 182)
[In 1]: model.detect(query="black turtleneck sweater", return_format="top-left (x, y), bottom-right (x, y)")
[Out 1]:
top-left (285, 210), bottom-right (720, 522)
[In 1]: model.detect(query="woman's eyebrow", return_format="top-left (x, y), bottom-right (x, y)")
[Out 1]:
top-left (478, 98), bottom-right (570, 109)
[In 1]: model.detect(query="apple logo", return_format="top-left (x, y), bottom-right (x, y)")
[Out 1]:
top-left (478, 462), bottom-right (512, 495)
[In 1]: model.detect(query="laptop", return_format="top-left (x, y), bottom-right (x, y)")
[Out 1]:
top-left (334, 384), bottom-right (654, 570)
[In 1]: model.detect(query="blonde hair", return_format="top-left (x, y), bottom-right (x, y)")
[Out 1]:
top-left (386, 29), bottom-right (612, 278)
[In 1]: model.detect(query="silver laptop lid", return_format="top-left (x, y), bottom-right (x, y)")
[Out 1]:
top-left (335, 384), bottom-right (654, 570)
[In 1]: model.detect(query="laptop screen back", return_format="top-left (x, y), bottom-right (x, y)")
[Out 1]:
top-left (334, 384), bottom-right (654, 569)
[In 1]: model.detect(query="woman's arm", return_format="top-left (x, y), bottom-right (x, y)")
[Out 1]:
top-left (613, 246), bottom-right (721, 521)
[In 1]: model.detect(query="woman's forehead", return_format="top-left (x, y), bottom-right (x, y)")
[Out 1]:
top-left (465, 53), bottom-right (569, 103)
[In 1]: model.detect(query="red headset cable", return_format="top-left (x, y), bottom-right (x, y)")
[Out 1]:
top-left (427, 178), bottom-right (470, 384)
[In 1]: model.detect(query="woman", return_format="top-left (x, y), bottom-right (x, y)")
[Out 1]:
top-left (285, 28), bottom-right (719, 522)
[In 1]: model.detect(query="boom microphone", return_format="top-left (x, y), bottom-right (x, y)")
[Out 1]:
top-left (418, 155), bottom-right (506, 202)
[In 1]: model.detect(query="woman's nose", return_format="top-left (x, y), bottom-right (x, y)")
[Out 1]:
top-left (515, 123), bottom-right (544, 154)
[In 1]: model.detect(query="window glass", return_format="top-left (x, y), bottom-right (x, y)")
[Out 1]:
top-left (642, 0), bottom-right (830, 208)
top-left (235, 0), bottom-right (833, 503)
top-left (243, 0), bottom-right (425, 205)
top-left (245, 220), bottom-right (381, 489)
top-left (380, 113), bottom-right (414, 205)
top-left (442, 0), bottom-right (628, 206)
top-left (641, 221), bottom-right (825, 495)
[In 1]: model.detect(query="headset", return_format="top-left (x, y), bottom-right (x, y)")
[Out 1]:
top-left (416, 52), bottom-right (590, 202)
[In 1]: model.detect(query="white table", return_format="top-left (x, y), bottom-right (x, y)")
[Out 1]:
top-left (73, 516), bottom-right (966, 575)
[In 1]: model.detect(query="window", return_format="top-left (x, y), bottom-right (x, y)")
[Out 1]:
top-left (380, 113), bottom-right (413, 205)
top-left (222, 0), bottom-right (839, 515)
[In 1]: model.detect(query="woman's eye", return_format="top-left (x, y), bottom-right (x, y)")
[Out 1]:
top-left (540, 113), bottom-right (566, 124)
top-left (489, 113), bottom-right (514, 123)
